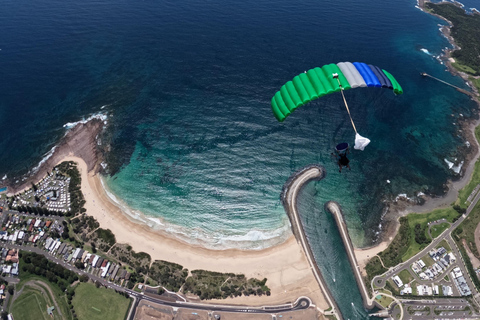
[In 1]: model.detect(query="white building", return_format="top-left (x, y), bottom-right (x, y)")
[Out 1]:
top-left (417, 259), bottom-right (426, 268)
top-left (392, 275), bottom-right (403, 288)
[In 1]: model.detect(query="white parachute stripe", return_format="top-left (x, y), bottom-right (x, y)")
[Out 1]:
top-left (337, 62), bottom-right (367, 88)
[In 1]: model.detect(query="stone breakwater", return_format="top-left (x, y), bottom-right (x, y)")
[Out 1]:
top-left (325, 201), bottom-right (377, 310)
top-left (281, 165), bottom-right (380, 317)
top-left (280, 164), bottom-right (343, 319)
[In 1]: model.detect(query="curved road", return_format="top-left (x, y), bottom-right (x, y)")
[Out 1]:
top-left (3, 243), bottom-right (312, 318)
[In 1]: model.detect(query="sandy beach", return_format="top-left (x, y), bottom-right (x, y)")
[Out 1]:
top-left (60, 155), bottom-right (328, 309)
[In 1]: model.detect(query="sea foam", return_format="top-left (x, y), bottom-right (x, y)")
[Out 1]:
top-left (99, 176), bottom-right (290, 250)
top-left (63, 112), bottom-right (108, 130)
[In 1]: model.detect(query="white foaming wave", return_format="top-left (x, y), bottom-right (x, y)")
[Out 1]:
top-left (99, 176), bottom-right (290, 250)
top-left (100, 178), bottom-right (148, 224)
top-left (444, 158), bottom-right (463, 174)
top-left (2, 174), bottom-right (6, 180)
top-left (216, 225), bottom-right (291, 250)
top-left (31, 145), bottom-right (57, 174)
top-left (63, 112), bottom-right (108, 130)
top-left (394, 193), bottom-right (414, 202)
top-left (420, 48), bottom-right (432, 55)
top-left (28, 111), bottom-right (109, 176)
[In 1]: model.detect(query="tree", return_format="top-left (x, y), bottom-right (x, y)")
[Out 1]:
top-left (80, 274), bottom-right (89, 282)
top-left (7, 285), bottom-right (14, 295)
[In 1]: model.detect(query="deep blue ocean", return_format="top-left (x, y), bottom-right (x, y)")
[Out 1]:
top-left (1, 0), bottom-right (478, 318)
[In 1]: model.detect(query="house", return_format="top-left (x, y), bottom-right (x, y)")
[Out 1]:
top-left (91, 255), bottom-right (99, 267)
top-left (118, 269), bottom-right (127, 279)
top-left (417, 259), bottom-right (426, 268)
top-left (107, 263), bottom-right (115, 276)
top-left (72, 248), bottom-right (82, 260)
top-left (111, 265), bottom-right (120, 280)
top-left (400, 284), bottom-right (412, 295)
top-left (392, 276), bottom-right (403, 288)
top-left (57, 243), bottom-right (66, 255)
top-left (11, 263), bottom-right (18, 276)
top-left (44, 238), bottom-right (53, 250)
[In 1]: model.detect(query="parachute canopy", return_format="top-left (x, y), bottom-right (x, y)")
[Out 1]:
top-left (271, 62), bottom-right (403, 122)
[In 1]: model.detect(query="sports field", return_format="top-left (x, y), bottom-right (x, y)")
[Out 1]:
top-left (11, 286), bottom-right (57, 320)
top-left (72, 283), bottom-right (130, 320)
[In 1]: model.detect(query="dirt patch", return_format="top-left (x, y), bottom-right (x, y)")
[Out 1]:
top-left (134, 300), bottom-right (323, 320)
top-left (175, 308), bottom-right (209, 320)
top-left (134, 301), bottom-right (174, 320)
top-left (472, 222), bottom-right (480, 263)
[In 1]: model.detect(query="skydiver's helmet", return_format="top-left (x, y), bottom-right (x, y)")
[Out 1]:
top-left (335, 142), bottom-right (349, 155)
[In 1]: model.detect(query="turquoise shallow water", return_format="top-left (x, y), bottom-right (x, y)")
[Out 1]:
top-left (1, 0), bottom-right (479, 318)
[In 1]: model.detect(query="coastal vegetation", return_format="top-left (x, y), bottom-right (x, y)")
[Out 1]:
top-left (148, 260), bottom-right (188, 291)
top-left (365, 256), bottom-right (387, 287)
top-left (183, 270), bottom-right (270, 300)
top-left (425, 2), bottom-right (480, 91)
top-left (377, 208), bottom-right (460, 269)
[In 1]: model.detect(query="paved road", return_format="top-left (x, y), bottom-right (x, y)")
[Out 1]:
top-left (1, 243), bottom-right (311, 319)
top-left (372, 183), bottom-right (480, 307)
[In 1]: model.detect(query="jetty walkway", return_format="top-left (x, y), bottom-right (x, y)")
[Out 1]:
top-left (421, 72), bottom-right (477, 98)
top-left (325, 201), bottom-right (375, 310)
top-left (281, 165), bottom-right (343, 320)
top-left (282, 165), bottom-right (386, 319)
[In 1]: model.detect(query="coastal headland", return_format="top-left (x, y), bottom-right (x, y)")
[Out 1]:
top-left (6, 119), bottom-right (330, 312)
top-left (353, 0), bottom-right (480, 273)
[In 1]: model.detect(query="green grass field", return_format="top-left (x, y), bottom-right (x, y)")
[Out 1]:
top-left (11, 286), bottom-right (58, 320)
top-left (430, 222), bottom-right (451, 239)
top-left (72, 283), bottom-right (130, 320)
top-left (397, 269), bottom-right (413, 285)
top-left (400, 208), bottom-right (460, 262)
top-left (375, 294), bottom-right (394, 308)
top-left (15, 274), bottom-right (72, 319)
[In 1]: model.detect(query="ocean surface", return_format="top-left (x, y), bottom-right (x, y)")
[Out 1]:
top-left (0, 0), bottom-right (478, 318)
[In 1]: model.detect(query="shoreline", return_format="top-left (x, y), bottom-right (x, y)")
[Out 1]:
top-left (356, 0), bottom-right (480, 268)
top-left (62, 154), bottom-right (330, 308)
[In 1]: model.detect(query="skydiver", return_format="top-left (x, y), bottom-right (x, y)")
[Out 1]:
top-left (337, 153), bottom-right (350, 173)
top-left (332, 143), bottom-right (350, 173)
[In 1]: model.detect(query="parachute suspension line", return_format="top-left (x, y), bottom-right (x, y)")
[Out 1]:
top-left (333, 74), bottom-right (357, 135)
